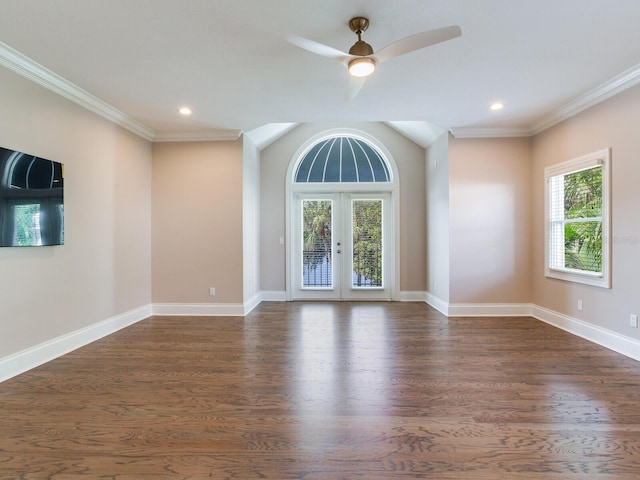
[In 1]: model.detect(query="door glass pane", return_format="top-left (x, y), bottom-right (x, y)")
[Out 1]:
top-left (352, 199), bottom-right (383, 288)
top-left (302, 200), bottom-right (333, 287)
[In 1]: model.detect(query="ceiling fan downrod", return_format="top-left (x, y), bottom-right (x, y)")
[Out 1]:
top-left (348, 17), bottom-right (374, 57)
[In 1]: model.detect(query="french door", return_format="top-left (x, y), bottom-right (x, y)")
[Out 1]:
top-left (291, 192), bottom-right (392, 300)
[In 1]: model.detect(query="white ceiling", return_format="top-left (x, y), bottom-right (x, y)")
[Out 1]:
top-left (1, 0), bottom-right (640, 146)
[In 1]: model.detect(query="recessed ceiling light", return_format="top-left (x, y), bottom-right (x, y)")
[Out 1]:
top-left (490, 102), bottom-right (504, 111)
top-left (178, 106), bottom-right (192, 116)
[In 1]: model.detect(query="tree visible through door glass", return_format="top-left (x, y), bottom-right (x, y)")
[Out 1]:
top-left (352, 199), bottom-right (382, 288)
top-left (302, 200), bottom-right (333, 287)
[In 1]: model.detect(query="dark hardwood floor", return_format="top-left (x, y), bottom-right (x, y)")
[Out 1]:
top-left (1, 302), bottom-right (639, 479)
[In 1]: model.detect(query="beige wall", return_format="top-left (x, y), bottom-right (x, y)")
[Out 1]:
top-left (531, 83), bottom-right (640, 340)
top-left (259, 122), bottom-right (427, 294)
top-left (242, 137), bottom-right (261, 303)
top-left (449, 136), bottom-right (532, 303)
top-left (0, 65), bottom-right (152, 359)
top-left (151, 141), bottom-right (243, 304)
top-left (425, 133), bottom-right (451, 302)
top-left (396, 128), bottom-right (428, 292)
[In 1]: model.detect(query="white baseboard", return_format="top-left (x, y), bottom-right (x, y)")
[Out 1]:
top-left (0, 304), bottom-right (152, 384)
top-left (243, 293), bottom-right (262, 315)
top-left (152, 303), bottom-right (246, 316)
top-left (531, 305), bottom-right (640, 362)
top-left (423, 298), bottom-right (639, 362)
top-left (448, 302), bottom-right (533, 317)
top-left (398, 291), bottom-right (427, 302)
top-left (261, 291), bottom-right (287, 301)
top-left (153, 293), bottom-right (263, 317)
top-left (425, 292), bottom-right (449, 316)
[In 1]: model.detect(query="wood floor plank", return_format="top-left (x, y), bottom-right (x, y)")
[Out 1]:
top-left (1, 301), bottom-right (639, 479)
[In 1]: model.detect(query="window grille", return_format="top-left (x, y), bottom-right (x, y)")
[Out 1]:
top-left (294, 136), bottom-right (390, 183)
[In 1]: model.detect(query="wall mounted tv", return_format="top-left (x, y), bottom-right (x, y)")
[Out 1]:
top-left (0, 146), bottom-right (64, 247)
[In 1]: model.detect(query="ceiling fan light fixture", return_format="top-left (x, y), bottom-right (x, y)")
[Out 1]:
top-left (348, 57), bottom-right (376, 77)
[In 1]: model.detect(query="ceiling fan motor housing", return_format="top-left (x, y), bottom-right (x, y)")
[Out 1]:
top-left (349, 40), bottom-right (374, 56)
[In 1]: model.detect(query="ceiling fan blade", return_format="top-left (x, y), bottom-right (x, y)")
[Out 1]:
top-left (346, 75), bottom-right (367, 101)
top-left (374, 25), bottom-right (462, 64)
top-left (285, 34), bottom-right (351, 65)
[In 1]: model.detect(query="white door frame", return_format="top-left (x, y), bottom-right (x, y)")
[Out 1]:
top-left (291, 192), bottom-right (393, 300)
top-left (291, 192), bottom-right (342, 300)
top-left (285, 129), bottom-right (400, 301)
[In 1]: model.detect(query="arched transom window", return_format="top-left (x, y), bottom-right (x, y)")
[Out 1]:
top-left (294, 135), bottom-right (391, 183)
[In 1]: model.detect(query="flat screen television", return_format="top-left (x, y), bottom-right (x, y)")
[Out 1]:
top-left (0, 146), bottom-right (64, 247)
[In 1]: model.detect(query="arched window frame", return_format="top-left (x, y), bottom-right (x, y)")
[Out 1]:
top-left (293, 135), bottom-right (392, 184)
top-left (287, 130), bottom-right (399, 194)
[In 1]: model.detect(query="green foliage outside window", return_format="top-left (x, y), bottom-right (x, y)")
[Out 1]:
top-left (563, 167), bottom-right (602, 272)
top-left (352, 200), bottom-right (382, 286)
top-left (303, 200), bottom-right (332, 269)
top-left (302, 199), bottom-right (383, 286)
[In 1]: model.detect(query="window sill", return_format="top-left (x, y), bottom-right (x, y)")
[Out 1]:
top-left (545, 268), bottom-right (610, 289)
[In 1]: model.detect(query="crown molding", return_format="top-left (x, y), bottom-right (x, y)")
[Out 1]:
top-left (449, 127), bottom-right (531, 139)
top-left (530, 62), bottom-right (640, 135)
top-left (4, 39), bottom-right (640, 144)
top-left (0, 41), bottom-right (156, 141)
top-left (153, 130), bottom-right (242, 142)
top-left (451, 62), bottom-right (640, 139)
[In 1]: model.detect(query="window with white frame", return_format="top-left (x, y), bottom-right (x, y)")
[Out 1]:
top-left (544, 149), bottom-right (610, 288)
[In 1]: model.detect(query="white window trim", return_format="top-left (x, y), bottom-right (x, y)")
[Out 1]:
top-left (544, 148), bottom-right (611, 288)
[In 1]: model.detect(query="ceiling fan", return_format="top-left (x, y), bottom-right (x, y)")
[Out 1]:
top-left (286, 17), bottom-right (462, 99)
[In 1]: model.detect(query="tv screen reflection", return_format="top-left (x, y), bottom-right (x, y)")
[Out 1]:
top-left (0, 146), bottom-right (64, 247)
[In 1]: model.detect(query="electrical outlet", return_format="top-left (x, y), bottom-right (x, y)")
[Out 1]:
top-left (577, 299), bottom-right (583, 311)
top-left (209, 287), bottom-right (216, 296)
top-left (630, 314), bottom-right (638, 328)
